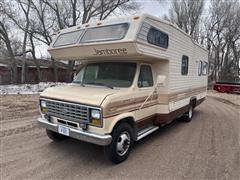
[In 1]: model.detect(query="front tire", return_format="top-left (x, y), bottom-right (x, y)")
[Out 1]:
top-left (46, 129), bottom-right (68, 142)
top-left (104, 123), bottom-right (133, 164)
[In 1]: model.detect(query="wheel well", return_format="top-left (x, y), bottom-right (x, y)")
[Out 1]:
top-left (113, 117), bottom-right (137, 140)
top-left (190, 97), bottom-right (197, 108)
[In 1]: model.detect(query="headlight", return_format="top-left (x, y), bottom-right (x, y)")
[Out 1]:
top-left (89, 109), bottom-right (102, 127)
top-left (40, 100), bottom-right (47, 108)
top-left (40, 100), bottom-right (47, 114)
top-left (91, 109), bottom-right (101, 119)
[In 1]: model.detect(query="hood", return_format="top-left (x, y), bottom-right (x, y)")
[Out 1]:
top-left (40, 84), bottom-right (117, 106)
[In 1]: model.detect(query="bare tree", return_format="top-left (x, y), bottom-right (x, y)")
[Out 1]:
top-left (167, 0), bottom-right (205, 41)
top-left (0, 16), bottom-right (18, 83)
top-left (3, 0), bottom-right (34, 83)
top-left (18, 0), bottom-right (31, 83)
top-left (206, 0), bottom-right (240, 82)
top-left (29, 31), bottom-right (41, 83)
top-left (29, 0), bottom-right (58, 81)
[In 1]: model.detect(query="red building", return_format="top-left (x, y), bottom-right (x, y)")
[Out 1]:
top-left (0, 58), bottom-right (71, 85)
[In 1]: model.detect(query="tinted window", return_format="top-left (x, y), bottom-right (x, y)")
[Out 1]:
top-left (181, 55), bottom-right (189, 75)
top-left (81, 23), bottom-right (129, 43)
top-left (138, 65), bottom-right (153, 88)
top-left (53, 30), bottom-right (83, 47)
top-left (147, 27), bottom-right (168, 48)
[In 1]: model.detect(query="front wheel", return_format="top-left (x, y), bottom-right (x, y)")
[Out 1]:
top-left (104, 123), bottom-right (133, 164)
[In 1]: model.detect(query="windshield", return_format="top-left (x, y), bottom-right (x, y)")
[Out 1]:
top-left (73, 62), bottom-right (136, 88)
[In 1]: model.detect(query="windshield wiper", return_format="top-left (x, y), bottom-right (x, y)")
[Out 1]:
top-left (84, 82), bottom-right (114, 89)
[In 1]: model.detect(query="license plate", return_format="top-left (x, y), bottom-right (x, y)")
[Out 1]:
top-left (58, 125), bottom-right (69, 136)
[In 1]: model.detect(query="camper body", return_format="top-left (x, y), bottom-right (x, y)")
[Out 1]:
top-left (38, 14), bottom-right (208, 163)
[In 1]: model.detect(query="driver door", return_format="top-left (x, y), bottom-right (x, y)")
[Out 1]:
top-left (135, 64), bottom-right (156, 126)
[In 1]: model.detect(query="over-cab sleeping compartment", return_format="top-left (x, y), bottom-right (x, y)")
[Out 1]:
top-left (48, 15), bottom-right (174, 61)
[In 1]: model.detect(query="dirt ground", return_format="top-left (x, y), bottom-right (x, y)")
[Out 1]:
top-left (0, 92), bottom-right (239, 180)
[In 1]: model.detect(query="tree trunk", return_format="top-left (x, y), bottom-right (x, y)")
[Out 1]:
top-left (19, 0), bottom-right (31, 84)
top-left (67, 60), bottom-right (75, 82)
top-left (51, 57), bottom-right (58, 82)
top-left (5, 38), bottom-right (18, 84)
top-left (30, 33), bottom-right (41, 83)
top-left (10, 58), bottom-right (18, 84)
top-left (21, 59), bottom-right (26, 83)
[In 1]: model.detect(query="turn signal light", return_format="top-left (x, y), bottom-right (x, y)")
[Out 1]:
top-left (41, 107), bottom-right (48, 114)
top-left (90, 118), bottom-right (101, 126)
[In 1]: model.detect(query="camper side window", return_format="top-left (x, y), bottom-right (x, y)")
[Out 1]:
top-left (198, 61), bottom-right (202, 76)
top-left (147, 27), bottom-right (168, 49)
top-left (181, 55), bottom-right (189, 75)
top-left (202, 62), bottom-right (208, 75)
top-left (80, 23), bottom-right (129, 43)
top-left (53, 30), bottom-right (84, 47)
top-left (138, 65), bottom-right (153, 88)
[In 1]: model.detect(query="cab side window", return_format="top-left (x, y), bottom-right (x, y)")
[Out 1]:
top-left (138, 65), bottom-right (153, 88)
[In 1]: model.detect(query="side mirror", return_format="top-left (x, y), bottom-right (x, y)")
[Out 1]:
top-left (156, 75), bottom-right (166, 86)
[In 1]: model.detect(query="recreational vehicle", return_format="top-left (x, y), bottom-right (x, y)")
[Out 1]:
top-left (38, 14), bottom-right (208, 163)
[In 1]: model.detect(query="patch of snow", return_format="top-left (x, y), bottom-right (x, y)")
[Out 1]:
top-left (0, 82), bottom-right (67, 95)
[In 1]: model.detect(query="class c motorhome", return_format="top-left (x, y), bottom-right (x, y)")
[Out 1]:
top-left (38, 14), bottom-right (208, 164)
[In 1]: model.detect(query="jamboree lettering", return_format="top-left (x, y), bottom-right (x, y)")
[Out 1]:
top-left (93, 48), bottom-right (127, 56)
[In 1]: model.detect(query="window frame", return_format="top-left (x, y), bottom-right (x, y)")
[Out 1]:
top-left (181, 55), bottom-right (189, 75)
top-left (202, 61), bottom-right (208, 76)
top-left (198, 60), bottom-right (202, 76)
top-left (80, 23), bottom-right (129, 43)
top-left (137, 64), bottom-right (154, 88)
top-left (53, 30), bottom-right (84, 47)
top-left (147, 27), bottom-right (169, 49)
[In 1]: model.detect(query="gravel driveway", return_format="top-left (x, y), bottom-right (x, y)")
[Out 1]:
top-left (0, 92), bottom-right (239, 180)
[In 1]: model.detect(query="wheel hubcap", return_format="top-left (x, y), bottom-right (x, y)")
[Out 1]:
top-left (116, 131), bottom-right (130, 156)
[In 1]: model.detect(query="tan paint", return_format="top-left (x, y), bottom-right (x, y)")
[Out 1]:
top-left (40, 84), bottom-right (118, 106)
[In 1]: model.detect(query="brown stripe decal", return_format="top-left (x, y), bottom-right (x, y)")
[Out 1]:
top-left (136, 97), bottom-right (205, 128)
top-left (103, 87), bottom-right (206, 118)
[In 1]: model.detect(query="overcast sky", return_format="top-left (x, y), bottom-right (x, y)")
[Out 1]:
top-left (138, 0), bottom-right (170, 17)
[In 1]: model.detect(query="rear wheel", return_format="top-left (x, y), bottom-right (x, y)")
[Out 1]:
top-left (46, 129), bottom-right (68, 142)
top-left (104, 123), bottom-right (133, 164)
top-left (182, 104), bottom-right (194, 122)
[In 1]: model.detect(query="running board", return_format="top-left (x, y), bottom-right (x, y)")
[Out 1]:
top-left (137, 126), bottom-right (159, 141)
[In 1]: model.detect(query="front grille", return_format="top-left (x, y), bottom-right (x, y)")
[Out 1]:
top-left (45, 99), bottom-right (89, 123)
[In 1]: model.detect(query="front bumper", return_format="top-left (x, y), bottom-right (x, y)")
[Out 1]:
top-left (38, 117), bottom-right (112, 146)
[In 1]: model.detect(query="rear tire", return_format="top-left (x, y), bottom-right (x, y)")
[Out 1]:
top-left (182, 104), bottom-right (194, 122)
top-left (46, 129), bottom-right (68, 142)
top-left (104, 123), bottom-right (133, 164)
